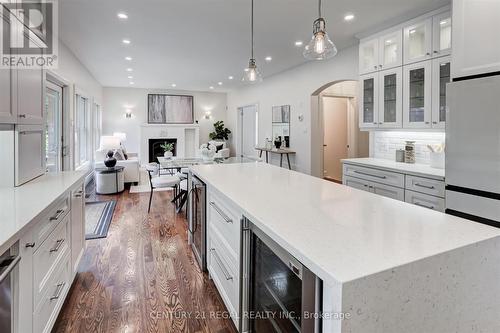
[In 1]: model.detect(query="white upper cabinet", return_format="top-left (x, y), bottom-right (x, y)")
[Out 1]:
top-left (403, 60), bottom-right (432, 129)
top-left (452, 0), bottom-right (500, 78)
top-left (432, 12), bottom-right (452, 57)
top-left (359, 73), bottom-right (379, 128)
top-left (431, 56), bottom-right (451, 129)
top-left (404, 18), bottom-right (433, 64)
top-left (379, 67), bottom-right (403, 128)
top-left (0, 69), bottom-right (14, 123)
top-left (359, 38), bottom-right (380, 75)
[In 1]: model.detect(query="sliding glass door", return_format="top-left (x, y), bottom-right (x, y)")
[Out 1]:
top-left (45, 82), bottom-right (63, 172)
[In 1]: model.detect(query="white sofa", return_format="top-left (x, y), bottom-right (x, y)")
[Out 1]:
top-left (95, 149), bottom-right (140, 184)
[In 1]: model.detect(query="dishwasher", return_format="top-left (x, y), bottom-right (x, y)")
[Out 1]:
top-left (0, 243), bottom-right (21, 333)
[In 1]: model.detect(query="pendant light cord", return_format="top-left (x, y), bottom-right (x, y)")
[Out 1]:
top-left (318, 0), bottom-right (322, 18)
top-left (251, 0), bottom-right (254, 59)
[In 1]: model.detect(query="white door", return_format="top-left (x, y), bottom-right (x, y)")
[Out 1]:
top-left (432, 12), bottom-right (452, 57)
top-left (359, 73), bottom-right (379, 128)
top-left (45, 81), bottom-right (63, 172)
top-left (378, 67), bottom-right (402, 128)
top-left (403, 60), bottom-right (432, 129)
top-left (431, 56), bottom-right (451, 129)
top-left (323, 97), bottom-right (348, 182)
top-left (403, 18), bottom-right (433, 64)
top-left (239, 105), bottom-right (258, 158)
top-left (359, 38), bottom-right (380, 75)
top-left (379, 30), bottom-right (403, 70)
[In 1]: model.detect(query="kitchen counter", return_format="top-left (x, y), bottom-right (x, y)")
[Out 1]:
top-left (0, 171), bottom-right (86, 253)
top-left (342, 157), bottom-right (445, 180)
top-left (191, 163), bottom-right (495, 284)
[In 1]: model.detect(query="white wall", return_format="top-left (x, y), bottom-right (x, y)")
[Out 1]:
top-left (227, 45), bottom-right (359, 174)
top-left (102, 87), bottom-right (227, 154)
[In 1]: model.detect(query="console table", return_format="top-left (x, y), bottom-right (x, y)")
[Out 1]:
top-left (255, 147), bottom-right (296, 169)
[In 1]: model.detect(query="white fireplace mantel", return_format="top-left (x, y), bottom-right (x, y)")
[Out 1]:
top-left (140, 124), bottom-right (200, 164)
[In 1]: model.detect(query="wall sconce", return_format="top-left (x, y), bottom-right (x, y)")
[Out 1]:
top-left (125, 109), bottom-right (133, 118)
top-left (204, 111), bottom-right (212, 120)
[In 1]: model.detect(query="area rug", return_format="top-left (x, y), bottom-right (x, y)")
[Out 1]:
top-left (85, 200), bottom-right (116, 240)
top-left (129, 168), bottom-right (174, 194)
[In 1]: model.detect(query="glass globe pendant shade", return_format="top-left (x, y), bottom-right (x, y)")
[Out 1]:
top-left (303, 18), bottom-right (337, 60)
top-left (242, 58), bottom-right (262, 83)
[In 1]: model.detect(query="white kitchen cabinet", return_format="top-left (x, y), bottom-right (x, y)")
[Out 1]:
top-left (378, 67), bottom-right (403, 128)
top-left (432, 11), bottom-right (452, 57)
top-left (359, 30), bottom-right (402, 75)
top-left (403, 18), bottom-right (433, 64)
top-left (0, 69), bottom-right (14, 122)
top-left (359, 38), bottom-right (380, 75)
top-left (452, 0), bottom-right (500, 78)
top-left (431, 56), bottom-right (451, 129)
top-left (371, 182), bottom-right (405, 201)
top-left (15, 48), bottom-right (44, 125)
top-left (15, 125), bottom-right (45, 186)
top-left (70, 183), bottom-right (85, 275)
top-left (403, 60), bottom-right (432, 129)
top-left (405, 190), bottom-right (445, 212)
top-left (344, 176), bottom-right (371, 192)
top-left (359, 73), bottom-right (379, 128)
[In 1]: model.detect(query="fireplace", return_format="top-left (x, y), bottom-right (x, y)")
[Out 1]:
top-left (149, 138), bottom-right (177, 163)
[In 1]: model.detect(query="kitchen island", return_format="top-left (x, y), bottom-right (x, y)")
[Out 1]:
top-left (190, 162), bottom-right (500, 333)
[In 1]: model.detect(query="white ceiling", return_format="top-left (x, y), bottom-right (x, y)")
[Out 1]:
top-left (59, 0), bottom-right (450, 92)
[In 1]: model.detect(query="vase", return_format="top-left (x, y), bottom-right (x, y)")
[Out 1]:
top-left (104, 150), bottom-right (117, 168)
top-left (274, 140), bottom-right (282, 149)
top-left (164, 151), bottom-right (173, 159)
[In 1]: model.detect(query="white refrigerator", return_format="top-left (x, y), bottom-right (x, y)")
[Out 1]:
top-left (446, 74), bottom-right (500, 227)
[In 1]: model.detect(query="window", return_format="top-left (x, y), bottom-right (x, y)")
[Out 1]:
top-left (75, 94), bottom-right (90, 168)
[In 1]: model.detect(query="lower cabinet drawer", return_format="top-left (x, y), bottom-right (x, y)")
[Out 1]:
top-left (208, 228), bottom-right (239, 326)
top-left (207, 188), bottom-right (241, 255)
top-left (405, 175), bottom-right (445, 198)
top-left (405, 190), bottom-right (445, 212)
top-left (34, 253), bottom-right (71, 333)
top-left (371, 182), bottom-right (405, 201)
top-left (344, 176), bottom-right (371, 192)
top-left (33, 214), bottom-right (70, 306)
top-left (32, 194), bottom-right (70, 252)
top-left (343, 163), bottom-right (405, 188)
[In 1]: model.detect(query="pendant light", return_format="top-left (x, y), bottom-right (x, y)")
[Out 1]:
top-left (303, 0), bottom-right (337, 60)
top-left (242, 0), bottom-right (262, 83)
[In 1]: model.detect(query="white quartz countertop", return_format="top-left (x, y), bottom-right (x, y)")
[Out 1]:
top-left (190, 163), bottom-right (500, 285)
top-left (0, 171), bottom-right (86, 253)
top-left (342, 157), bottom-right (445, 180)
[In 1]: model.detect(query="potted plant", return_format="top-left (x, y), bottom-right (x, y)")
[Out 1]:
top-left (160, 142), bottom-right (174, 159)
top-left (209, 121), bottom-right (231, 141)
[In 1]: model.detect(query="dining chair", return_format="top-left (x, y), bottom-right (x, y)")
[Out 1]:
top-left (145, 163), bottom-right (181, 213)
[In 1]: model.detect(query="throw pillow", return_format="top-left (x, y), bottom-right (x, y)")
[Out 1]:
top-left (113, 149), bottom-right (125, 161)
top-left (215, 144), bottom-right (224, 153)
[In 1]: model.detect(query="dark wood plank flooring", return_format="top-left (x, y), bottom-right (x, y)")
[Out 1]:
top-left (52, 188), bottom-right (238, 333)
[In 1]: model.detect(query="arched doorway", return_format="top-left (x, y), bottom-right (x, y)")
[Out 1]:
top-left (310, 80), bottom-right (369, 180)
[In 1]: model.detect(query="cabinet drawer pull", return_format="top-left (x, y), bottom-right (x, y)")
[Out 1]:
top-left (49, 209), bottom-right (65, 221)
top-left (415, 202), bottom-right (435, 210)
top-left (18, 114), bottom-right (26, 118)
top-left (210, 248), bottom-right (233, 281)
top-left (414, 183), bottom-right (435, 190)
top-left (25, 242), bottom-right (35, 248)
top-left (50, 282), bottom-right (65, 301)
top-left (49, 239), bottom-right (65, 253)
top-left (209, 201), bottom-right (232, 224)
top-left (353, 170), bottom-right (387, 179)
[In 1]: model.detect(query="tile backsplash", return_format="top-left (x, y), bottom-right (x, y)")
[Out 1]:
top-left (372, 131), bottom-right (446, 164)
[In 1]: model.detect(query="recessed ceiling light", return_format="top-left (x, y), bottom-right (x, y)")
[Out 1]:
top-left (125, 56), bottom-right (132, 61)
top-left (126, 68), bottom-right (133, 72)
top-left (129, 82), bottom-right (134, 85)
top-left (228, 76), bottom-right (234, 80)
top-left (122, 39), bottom-right (131, 44)
top-left (209, 86), bottom-right (214, 90)
top-left (117, 12), bottom-right (128, 20)
top-left (294, 40), bottom-right (303, 47)
top-left (409, 29), bottom-right (416, 34)
top-left (344, 13), bottom-right (355, 21)
top-left (440, 20), bottom-right (448, 25)
top-left (386, 40), bottom-right (392, 44)
top-left (218, 82), bottom-right (223, 86)
top-left (265, 56), bottom-right (272, 62)
top-left (171, 83), bottom-right (177, 87)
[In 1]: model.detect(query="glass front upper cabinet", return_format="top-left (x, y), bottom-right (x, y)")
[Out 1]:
top-left (403, 60), bottom-right (432, 128)
top-left (404, 18), bottom-right (433, 64)
top-left (432, 56), bottom-right (451, 128)
top-left (359, 74), bottom-right (379, 128)
top-left (359, 38), bottom-right (379, 74)
top-left (379, 68), bottom-right (402, 128)
top-left (433, 12), bottom-right (452, 57)
top-left (379, 31), bottom-right (403, 70)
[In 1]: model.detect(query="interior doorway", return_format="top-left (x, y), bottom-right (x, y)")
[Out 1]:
top-left (238, 104), bottom-right (259, 158)
top-left (318, 81), bottom-right (369, 182)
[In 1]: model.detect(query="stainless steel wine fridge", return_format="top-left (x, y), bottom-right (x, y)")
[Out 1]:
top-left (240, 217), bottom-right (323, 333)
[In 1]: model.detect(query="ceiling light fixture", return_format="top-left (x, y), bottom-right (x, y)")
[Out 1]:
top-left (117, 12), bottom-right (128, 19)
top-left (122, 39), bottom-right (131, 44)
top-left (295, 40), bottom-right (303, 47)
top-left (228, 76), bottom-right (234, 80)
top-left (209, 86), bottom-right (214, 90)
top-left (127, 75), bottom-right (133, 79)
top-left (171, 83), bottom-right (177, 87)
top-left (218, 82), bottom-right (223, 86)
top-left (126, 68), bottom-right (133, 72)
top-left (125, 56), bottom-right (132, 61)
top-left (344, 13), bottom-right (355, 21)
top-left (303, 0), bottom-right (337, 60)
top-left (265, 56), bottom-right (272, 62)
top-left (242, 0), bottom-right (262, 83)
top-left (129, 82), bottom-right (134, 85)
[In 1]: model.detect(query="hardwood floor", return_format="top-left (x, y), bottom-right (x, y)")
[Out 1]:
top-left (53, 189), bottom-right (238, 333)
